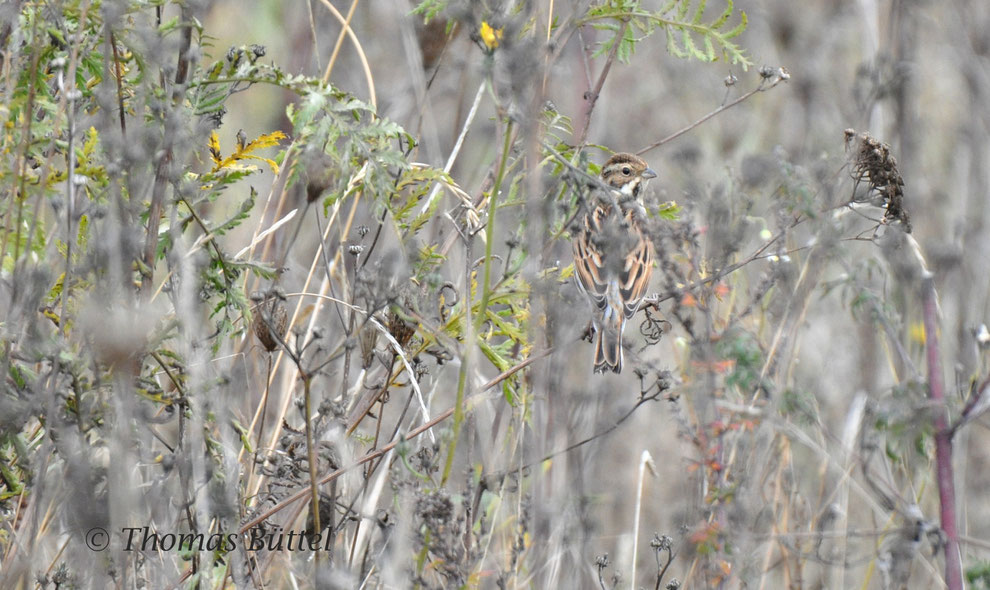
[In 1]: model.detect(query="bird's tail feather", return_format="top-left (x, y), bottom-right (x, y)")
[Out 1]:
top-left (594, 313), bottom-right (624, 374)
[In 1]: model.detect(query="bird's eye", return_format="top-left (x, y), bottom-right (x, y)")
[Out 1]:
top-left (622, 167), bottom-right (631, 175)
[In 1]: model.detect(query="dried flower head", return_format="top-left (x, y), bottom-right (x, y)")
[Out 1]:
top-left (253, 294), bottom-right (288, 352)
top-left (847, 129), bottom-right (911, 232)
top-left (386, 310), bottom-right (415, 350)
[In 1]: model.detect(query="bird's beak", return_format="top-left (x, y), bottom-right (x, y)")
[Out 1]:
top-left (642, 168), bottom-right (658, 179)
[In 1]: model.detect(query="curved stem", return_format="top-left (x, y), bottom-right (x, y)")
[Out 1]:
top-left (475, 119), bottom-right (514, 331)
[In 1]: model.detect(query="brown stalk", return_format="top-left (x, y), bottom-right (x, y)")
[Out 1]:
top-left (575, 19), bottom-right (630, 147)
top-left (141, 7), bottom-right (193, 295)
top-left (922, 276), bottom-right (963, 590)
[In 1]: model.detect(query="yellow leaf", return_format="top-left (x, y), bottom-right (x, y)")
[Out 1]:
top-left (210, 130), bottom-right (286, 174)
top-left (208, 130), bottom-right (222, 168)
top-left (909, 322), bottom-right (926, 345)
top-left (242, 130), bottom-right (287, 152)
top-left (241, 154), bottom-right (280, 175)
top-left (480, 21), bottom-right (503, 50)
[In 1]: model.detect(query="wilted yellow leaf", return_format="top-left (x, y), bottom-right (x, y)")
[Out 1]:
top-left (480, 21), bottom-right (503, 50)
top-left (207, 131), bottom-right (222, 168)
top-left (209, 130), bottom-right (286, 174)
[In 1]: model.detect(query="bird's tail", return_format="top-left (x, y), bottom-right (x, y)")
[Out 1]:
top-left (594, 305), bottom-right (625, 374)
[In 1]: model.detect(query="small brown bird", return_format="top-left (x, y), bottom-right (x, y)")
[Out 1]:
top-left (572, 153), bottom-right (656, 373)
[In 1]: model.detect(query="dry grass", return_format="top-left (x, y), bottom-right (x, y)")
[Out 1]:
top-left (2, 1), bottom-right (990, 589)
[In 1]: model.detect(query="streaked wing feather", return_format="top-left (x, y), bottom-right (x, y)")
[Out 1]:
top-left (573, 206), bottom-right (610, 310)
top-left (619, 233), bottom-right (653, 316)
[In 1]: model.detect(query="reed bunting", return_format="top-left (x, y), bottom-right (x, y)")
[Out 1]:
top-left (572, 153), bottom-right (656, 373)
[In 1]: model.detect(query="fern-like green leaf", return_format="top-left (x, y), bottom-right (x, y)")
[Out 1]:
top-left (724, 9), bottom-right (747, 39)
top-left (692, 0), bottom-right (707, 25)
top-left (712, 0), bottom-right (734, 29)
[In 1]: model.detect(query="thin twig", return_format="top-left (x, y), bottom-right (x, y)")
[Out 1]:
top-left (637, 74), bottom-right (788, 156)
top-left (576, 19), bottom-right (630, 147)
top-left (141, 6), bottom-right (193, 294)
top-left (418, 81), bottom-right (486, 217)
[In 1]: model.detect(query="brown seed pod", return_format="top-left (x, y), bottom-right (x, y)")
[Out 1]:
top-left (253, 297), bottom-right (288, 352)
top-left (386, 310), bottom-right (415, 350)
top-left (359, 322), bottom-right (379, 369)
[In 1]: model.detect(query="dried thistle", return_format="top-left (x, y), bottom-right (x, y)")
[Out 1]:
top-left (253, 294), bottom-right (288, 352)
top-left (386, 309), bottom-right (415, 350)
top-left (846, 129), bottom-right (911, 232)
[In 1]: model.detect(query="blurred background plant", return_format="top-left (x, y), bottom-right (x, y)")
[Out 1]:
top-left (1, 0), bottom-right (989, 589)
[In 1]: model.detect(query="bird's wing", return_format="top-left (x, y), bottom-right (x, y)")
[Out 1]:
top-left (572, 205), bottom-right (610, 311)
top-left (618, 221), bottom-right (653, 317)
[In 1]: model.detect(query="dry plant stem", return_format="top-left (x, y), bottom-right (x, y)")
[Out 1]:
top-left (240, 190), bottom-right (345, 501)
top-left (951, 374), bottom-right (990, 434)
top-left (484, 387), bottom-right (662, 489)
top-left (576, 19), bottom-right (629, 147)
top-left (108, 30), bottom-right (126, 135)
top-left (235, 348), bottom-right (553, 535)
top-left (323, 0), bottom-right (359, 82)
top-left (636, 76), bottom-right (787, 156)
top-left (631, 450), bottom-right (655, 587)
top-left (442, 237), bottom-right (475, 485)
top-left (922, 276), bottom-right (963, 590)
top-left (306, 0), bottom-right (322, 71)
top-left (419, 81), bottom-right (486, 217)
top-left (302, 374), bottom-right (322, 567)
top-left (315, 0), bottom-right (377, 108)
top-left (247, 353), bottom-right (274, 494)
top-left (142, 7), bottom-right (193, 294)
top-left (345, 354), bottom-right (398, 436)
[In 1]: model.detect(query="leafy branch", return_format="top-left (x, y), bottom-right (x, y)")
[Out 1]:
top-left (583, 0), bottom-right (751, 70)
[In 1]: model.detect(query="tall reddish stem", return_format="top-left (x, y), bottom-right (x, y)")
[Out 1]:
top-left (922, 276), bottom-right (963, 590)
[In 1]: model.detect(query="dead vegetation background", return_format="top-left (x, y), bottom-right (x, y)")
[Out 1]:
top-left (2, 1), bottom-right (990, 589)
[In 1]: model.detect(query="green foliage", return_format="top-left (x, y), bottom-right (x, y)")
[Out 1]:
top-left (284, 84), bottom-right (424, 224)
top-left (716, 329), bottom-right (763, 394)
top-left (584, 0), bottom-right (751, 69)
top-left (412, 0), bottom-right (448, 22)
top-left (967, 561), bottom-right (990, 589)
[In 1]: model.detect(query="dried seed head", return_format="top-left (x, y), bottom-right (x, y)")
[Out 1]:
top-left (386, 310), bottom-right (415, 350)
top-left (253, 297), bottom-right (288, 352)
top-left (847, 129), bottom-right (911, 232)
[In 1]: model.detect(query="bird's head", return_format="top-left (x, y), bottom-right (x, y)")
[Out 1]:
top-left (601, 152), bottom-right (657, 199)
